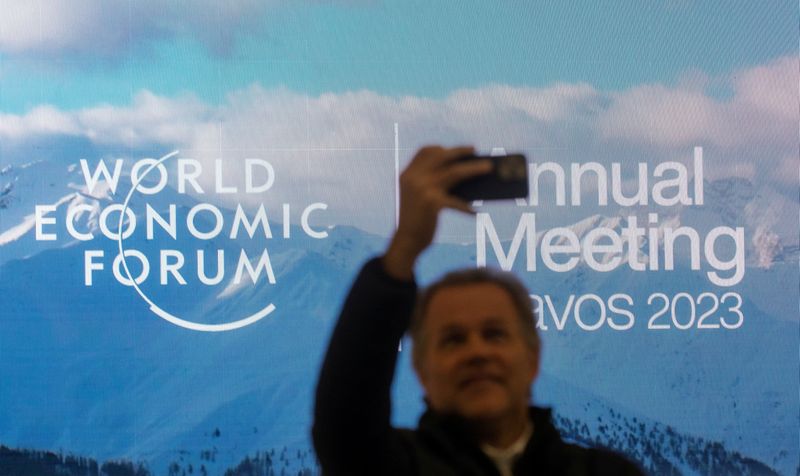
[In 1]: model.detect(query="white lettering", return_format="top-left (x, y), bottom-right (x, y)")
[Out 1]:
top-left (476, 213), bottom-right (537, 271)
top-left (113, 250), bottom-right (149, 286)
top-left (234, 249), bottom-right (276, 284)
top-left (35, 205), bottom-right (57, 240)
top-left (84, 250), bottom-right (104, 285)
top-left (302, 203), bottom-right (328, 239)
top-left (66, 203), bottom-right (95, 241)
top-left (177, 159), bottom-right (204, 194)
top-left (245, 159), bottom-right (275, 193)
top-left (230, 204), bottom-right (272, 239)
top-left (131, 159), bottom-right (168, 195)
top-left (186, 204), bottom-right (224, 240)
top-left (160, 249), bottom-right (187, 285)
top-left (80, 159), bottom-right (123, 195)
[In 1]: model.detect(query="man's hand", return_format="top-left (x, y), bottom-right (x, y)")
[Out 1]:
top-left (383, 145), bottom-right (491, 280)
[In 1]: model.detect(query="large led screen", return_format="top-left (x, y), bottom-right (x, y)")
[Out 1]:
top-left (0, 2), bottom-right (797, 475)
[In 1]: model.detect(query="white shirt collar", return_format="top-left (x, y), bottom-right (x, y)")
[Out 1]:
top-left (480, 420), bottom-right (534, 476)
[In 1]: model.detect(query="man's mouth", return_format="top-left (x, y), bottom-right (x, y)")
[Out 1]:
top-left (459, 374), bottom-right (502, 389)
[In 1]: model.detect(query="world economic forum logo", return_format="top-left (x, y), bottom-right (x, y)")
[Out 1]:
top-left (36, 150), bottom-right (330, 332)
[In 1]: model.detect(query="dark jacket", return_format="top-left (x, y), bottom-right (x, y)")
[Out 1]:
top-left (313, 258), bottom-right (644, 476)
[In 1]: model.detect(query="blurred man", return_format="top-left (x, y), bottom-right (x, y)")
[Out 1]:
top-left (313, 146), bottom-right (643, 476)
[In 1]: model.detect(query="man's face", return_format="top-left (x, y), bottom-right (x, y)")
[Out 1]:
top-left (414, 282), bottom-right (539, 423)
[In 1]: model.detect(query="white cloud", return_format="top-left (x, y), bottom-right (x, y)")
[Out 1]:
top-left (447, 83), bottom-right (600, 122)
top-left (76, 91), bottom-right (212, 145)
top-left (734, 56), bottom-right (797, 121)
top-left (0, 105), bottom-right (81, 138)
top-left (599, 56), bottom-right (797, 150)
top-left (0, 0), bottom-right (271, 57)
top-left (0, 56), bottom-right (795, 238)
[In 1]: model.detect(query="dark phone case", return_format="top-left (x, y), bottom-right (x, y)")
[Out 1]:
top-left (450, 154), bottom-right (529, 201)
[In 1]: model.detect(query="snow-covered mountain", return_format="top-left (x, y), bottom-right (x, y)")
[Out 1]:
top-left (0, 160), bottom-right (201, 267)
top-left (0, 159), bottom-right (797, 475)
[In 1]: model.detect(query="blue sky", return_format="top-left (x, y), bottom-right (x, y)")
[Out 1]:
top-left (0, 0), bottom-right (795, 113)
top-left (0, 0), bottom-right (796, 241)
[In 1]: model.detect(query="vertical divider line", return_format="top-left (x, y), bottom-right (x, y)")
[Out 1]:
top-left (394, 122), bottom-right (400, 229)
top-left (394, 122), bottom-right (402, 352)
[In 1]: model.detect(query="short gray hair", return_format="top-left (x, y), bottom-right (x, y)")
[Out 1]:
top-left (410, 267), bottom-right (540, 370)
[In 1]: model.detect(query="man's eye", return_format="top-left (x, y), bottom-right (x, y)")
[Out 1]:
top-left (439, 333), bottom-right (464, 347)
top-left (484, 328), bottom-right (509, 341)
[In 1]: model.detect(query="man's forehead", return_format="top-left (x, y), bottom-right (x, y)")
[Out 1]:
top-left (425, 283), bottom-right (518, 324)
top-left (435, 315), bottom-right (513, 332)
top-left (427, 281), bottom-right (514, 304)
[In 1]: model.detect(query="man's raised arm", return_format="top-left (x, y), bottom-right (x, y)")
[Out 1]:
top-left (312, 146), bottom-right (490, 475)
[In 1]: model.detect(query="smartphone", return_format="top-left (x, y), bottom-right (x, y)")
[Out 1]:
top-left (450, 153), bottom-right (528, 201)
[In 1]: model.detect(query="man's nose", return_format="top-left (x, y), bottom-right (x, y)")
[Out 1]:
top-left (462, 333), bottom-right (492, 364)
